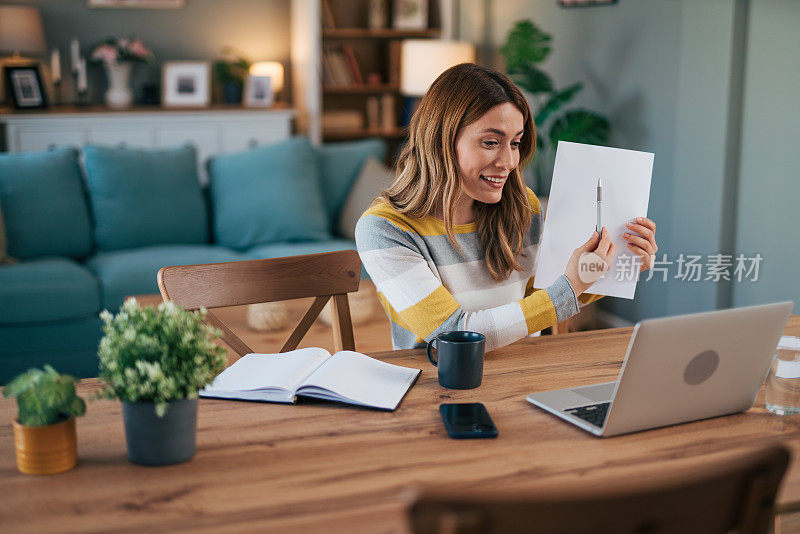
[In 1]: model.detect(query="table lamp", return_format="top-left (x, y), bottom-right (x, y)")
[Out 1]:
top-left (0, 5), bottom-right (46, 62)
top-left (250, 61), bottom-right (284, 99)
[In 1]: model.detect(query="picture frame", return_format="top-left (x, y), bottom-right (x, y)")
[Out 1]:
top-left (161, 61), bottom-right (210, 108)
top-left (3, 65), bottom-right (48, 110)
top-left (393, 0), bottom-right (428, 30)
top-left (243, 74), bottom-right (274, 108)
top-left (87, 0), bottom-right (184, 8)
top-left (558, 0), bottom-right (617, 7)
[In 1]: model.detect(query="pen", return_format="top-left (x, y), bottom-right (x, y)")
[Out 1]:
top-left (596, 178), bottom-right (603, 233)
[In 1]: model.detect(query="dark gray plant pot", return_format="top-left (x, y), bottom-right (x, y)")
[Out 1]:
top-left (121, 398), bottom-right (197, 466)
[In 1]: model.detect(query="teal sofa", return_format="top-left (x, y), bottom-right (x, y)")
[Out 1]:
top-left (0, 137), bottom-right (386, 383)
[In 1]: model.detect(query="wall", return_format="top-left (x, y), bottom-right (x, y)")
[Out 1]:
top-left (458, 0), bottom-right (799, 321)
top-left (1, 0), bottom-right (291, 104)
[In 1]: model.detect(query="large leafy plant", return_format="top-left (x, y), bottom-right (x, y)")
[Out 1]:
top-left (4, 366), bottom-right (86, 427)
top-left (97, 298), bottom-right (227, 417)
top-left (501, 20), bottom-right (611, 195)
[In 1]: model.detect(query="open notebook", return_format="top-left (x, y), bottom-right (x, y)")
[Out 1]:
top-left (200, 348), bottom-right (421, 411)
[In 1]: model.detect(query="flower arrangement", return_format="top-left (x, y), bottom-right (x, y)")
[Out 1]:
top-left (92, 37), bottom-right (153, 65)
top-left (97, 298), bottom-right (226, 417)
top-left (4, 365), bottom-right (86, 427)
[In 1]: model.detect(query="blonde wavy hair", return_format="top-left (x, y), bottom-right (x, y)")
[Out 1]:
top-left (379, 63), bottom-right (536, 281)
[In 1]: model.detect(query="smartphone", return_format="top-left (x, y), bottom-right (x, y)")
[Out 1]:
top-left (439, 403), bottom-right (498, 439)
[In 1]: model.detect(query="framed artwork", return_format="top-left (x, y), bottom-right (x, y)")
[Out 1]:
top-left (161, 61), bottom-right (210, 108)
top-left (87, 0), bottom-right (184, 8)
top-left (393, 0), bottom-right (428, 30)
top-left (3, 65), bottom-right (47, 110)
top-left (244, 75), bottom-right (273, 108)
top-left (558, 0), bottom-right (617, 6)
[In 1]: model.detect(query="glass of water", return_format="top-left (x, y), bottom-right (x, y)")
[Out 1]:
top-left (766, 349), bottom-right (800, 415)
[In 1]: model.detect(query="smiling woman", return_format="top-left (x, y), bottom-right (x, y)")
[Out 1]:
top-left (355, 63), bottom-right (627, 352)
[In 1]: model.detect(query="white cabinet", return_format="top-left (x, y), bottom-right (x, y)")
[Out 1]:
top-left (1, 108), bottom-right (295, 184)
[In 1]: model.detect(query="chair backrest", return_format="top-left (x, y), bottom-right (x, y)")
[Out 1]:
top-left (157, 250), bottom-right (362, 357)
top-left (407, 445), bottom-right (790, 534)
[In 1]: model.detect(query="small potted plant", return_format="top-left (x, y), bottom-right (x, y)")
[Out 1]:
top-left (97, 298), bottom-right (226, 466)
top-left (213, 47), bottom-right (250, 104)
top-left (4, 365), bottom-right (86, 475)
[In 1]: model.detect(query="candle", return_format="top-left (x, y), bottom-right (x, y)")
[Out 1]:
top-left (71, 39), bottom-right (80, 73)
top-left (51, 48), bottom-right (61, 84)
top-left (77, 57), bottom-right (87, 92)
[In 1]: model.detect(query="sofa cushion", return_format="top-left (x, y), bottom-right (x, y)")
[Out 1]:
top-left (315, 138), bottom-right (387, 222)
top-left (208, 137), bottom-right (330, 249)
top-left (86, 244), bottom-right (246, 311)
top-left (246, 238), bottom-right (368, 279)
top-left (338, 157), bottom-right (394, 240)
top-left (0, 257), bottom-right (100, 324)
top-left (0, 148), bottom-right (92, 259)
top-left (82, 144), bottom-right (208, 252)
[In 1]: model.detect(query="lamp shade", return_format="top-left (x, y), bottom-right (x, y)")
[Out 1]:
top-left (249, 61), bottom-right (284, 93)
top-left (0, 6), bottom-right (46, 55)
top-left (400, 40), bottom-right (476, 96)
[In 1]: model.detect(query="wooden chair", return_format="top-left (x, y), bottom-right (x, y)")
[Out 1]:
top-left (157, 250), bottom-right (362, 357)
top-left (407, 445), bottom-right (790, 534)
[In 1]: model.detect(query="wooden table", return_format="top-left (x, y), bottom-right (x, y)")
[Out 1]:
top-left (2, 316), bottom-right (800, 533)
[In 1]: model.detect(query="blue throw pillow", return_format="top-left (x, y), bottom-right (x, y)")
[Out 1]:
top-left (207, 137), bottom-right (330, 250)
top-left (315, 138), bottom-right (387, 220)
top-left (82, 144), bottom-right (208, 251)
top-left (0, 148), bottom-right (92, 259)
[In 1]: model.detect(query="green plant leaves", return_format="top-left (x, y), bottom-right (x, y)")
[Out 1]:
top-left (549, 109), bottom-right (611, 146)
top-left (509, 65), bottom-right (554, 95)
top-left (501, 20), bottom-right (552, 71)
top-left (534, 82), bottom-right (583, 125)
top-left (4, 366), bottom-right (85, 426)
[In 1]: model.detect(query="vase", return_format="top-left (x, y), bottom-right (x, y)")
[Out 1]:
top-left (104, 62), bottom-right (133, 109)
top-left (12, 416), bottom-right (77, 475)
top-left (122, 398), bottom-right (197, 465)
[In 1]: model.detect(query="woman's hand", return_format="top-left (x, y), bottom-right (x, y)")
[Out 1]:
top-left (565, 227), bottom-right (616, 296)
top-left (623, 217), bottom-right (658, 272)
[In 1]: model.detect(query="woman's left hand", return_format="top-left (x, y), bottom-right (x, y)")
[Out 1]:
top-left (623, 217), bottom-right (658, 272)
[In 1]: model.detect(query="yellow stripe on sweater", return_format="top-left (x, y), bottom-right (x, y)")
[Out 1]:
top-left (397, 285), bottom-right (460, 339)
top-left (518, 289), bottom-right (558, 335)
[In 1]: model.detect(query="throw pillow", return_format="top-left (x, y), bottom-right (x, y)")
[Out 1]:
top-left (0, 147), bottom-right (93, 259)
top-left (207, 137), bottom-right (330, 250)
top-left (315, 138), bottom-right (387, 221)
top-left (337, 157), bottom-right (395, 240)
top-left (82, 144), bottom-right (208, 251)
top-left (0, 197), bottom-right (16, 265)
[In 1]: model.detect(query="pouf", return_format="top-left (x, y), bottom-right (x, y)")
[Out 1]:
top-left (246, 301), bottom-right (290, 332)
top-left (318, 283), bottom-right (377, 327)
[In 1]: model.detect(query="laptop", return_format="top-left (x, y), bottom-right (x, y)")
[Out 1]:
top-left (526, 301), bottom-right (794, 437)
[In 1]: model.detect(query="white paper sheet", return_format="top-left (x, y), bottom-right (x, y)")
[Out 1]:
top-left (534, 142), bottom-right (654, 299)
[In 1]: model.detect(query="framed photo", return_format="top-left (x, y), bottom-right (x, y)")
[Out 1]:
top-left (3, 65), bottom-right (48, 110)
top-left (161, 61), bottom-right (210, 108)
top-left (558, 0), bottom-right (617, 6)
top-left (87, 0), bottom-right (184, 8)
top-left (393, 0), bottom-right (428, 30)
top-left (244, 75), bottom-right (274, 108)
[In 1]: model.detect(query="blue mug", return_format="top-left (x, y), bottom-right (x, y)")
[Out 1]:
top-left (427, 331), bottom-right (485, 389)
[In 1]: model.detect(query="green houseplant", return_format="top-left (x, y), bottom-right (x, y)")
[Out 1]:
top-left (500, 19), bottom-right (612, 195)
top-left (4, 365), bottom-right (86, 474)
top-left (97, 298), bottom-right (226, 465)
top-left (213, 47), bottom-right (250, 104)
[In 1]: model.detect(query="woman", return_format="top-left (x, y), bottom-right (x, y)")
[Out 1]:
top-left (355, 63), bottom-right (658, 352)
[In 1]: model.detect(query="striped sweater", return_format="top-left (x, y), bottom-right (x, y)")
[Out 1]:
top-left (355, 188), bottom-right (602, 352)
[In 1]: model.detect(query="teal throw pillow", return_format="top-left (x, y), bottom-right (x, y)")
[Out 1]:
top-left (0, 148), bottom-right (92, 259)
top-left (207, 137), bottom-right (330, 250)
top-left (315, 138), bottom-right (387, 221)
top-left (82, 144), bottom-right (208, 251)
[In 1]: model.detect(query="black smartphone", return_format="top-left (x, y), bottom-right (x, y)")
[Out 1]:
top-left (439, 403), bottom-right (498, 439)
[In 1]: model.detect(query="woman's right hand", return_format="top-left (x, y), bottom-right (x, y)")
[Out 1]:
top-left (564, 227), bottom-right (616, 296)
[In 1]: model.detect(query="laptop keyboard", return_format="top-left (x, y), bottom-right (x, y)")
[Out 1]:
top-left (564, 402), bottom-right (610, 427)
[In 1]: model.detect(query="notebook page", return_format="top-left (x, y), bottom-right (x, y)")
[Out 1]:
top-left (201, 348), bottom-right (331, 394)
top-left (297, 351), bottom-right (420, 410)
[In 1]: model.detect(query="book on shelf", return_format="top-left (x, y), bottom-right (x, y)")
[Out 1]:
top-left (200, 348), bottom-right (421, 411)
top-left (322, 110), bottom-right (364, 130)
top-left (321, 0), bottom-right (336, 28)
top-left (323, 46), bottom-right (354, 86)
top-left (341, 44), bottom-right (364, 85)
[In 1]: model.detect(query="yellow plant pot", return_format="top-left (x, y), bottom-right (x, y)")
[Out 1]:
top-left (12, 417), bottom-right (77, 475)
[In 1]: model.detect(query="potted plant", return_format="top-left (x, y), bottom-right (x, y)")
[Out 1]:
top-left (500, 19), bottom-right (612, 195)
top-left (97, 298), bottom-right (226, 466)
top-left (213, 47), bottom-right (250, 104)
top-left (91, 37), bottom-right (154, 109)
top-left (4, 365), bottom-right (86, 475)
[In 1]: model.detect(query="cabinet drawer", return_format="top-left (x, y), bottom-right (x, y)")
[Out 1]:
top-left (220, 122), bottom-right (291, 153)
top-left (87, 127), bottom-right (155, 148)
top-left (15, 129), bottom-right (85, 152)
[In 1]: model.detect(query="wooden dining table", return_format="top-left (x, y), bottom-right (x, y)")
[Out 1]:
top-left (2, 315), bottom-right (800, 533)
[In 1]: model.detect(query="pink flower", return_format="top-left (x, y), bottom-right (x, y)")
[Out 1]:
top-left (128, 40), bottom-right (152, 59)
top-left (92, 44), bottom-right (118, 64)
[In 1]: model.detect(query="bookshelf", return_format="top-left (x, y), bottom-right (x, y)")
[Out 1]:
top-left (291, 0), bottom-right (451, 162)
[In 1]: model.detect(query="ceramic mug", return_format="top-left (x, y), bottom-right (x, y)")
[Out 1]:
top-left (426, 331), bottom-right (485, 389)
